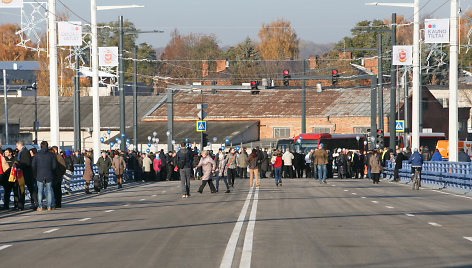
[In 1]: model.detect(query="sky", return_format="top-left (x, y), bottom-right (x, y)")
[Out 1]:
top-left (0, 0), bottom-right (458, 49)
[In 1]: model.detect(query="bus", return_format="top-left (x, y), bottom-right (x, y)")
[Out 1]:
top-left (276, 139), bottom-right (294, 152)
top-left (384, 132), bottom-right (446, 150)
top-left (293, 133), bottom-right (367, 154)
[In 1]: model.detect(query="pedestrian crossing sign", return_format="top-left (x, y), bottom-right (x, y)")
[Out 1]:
top-left (196, 121), bottom-right (207, 132)
top-left (395, 120), bottom-right (405, 133)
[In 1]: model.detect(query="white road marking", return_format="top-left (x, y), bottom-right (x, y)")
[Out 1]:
top-left (386, 206), bottom-right (395, 209)
top-left (105, 210), bottom-right (114, 213)
top-left (123, 204), bottom-right (130, 207)
top-left (220, 188), bottom-right (254, 268)
top-left (78, 218), bottom-right (91, 222)
top-left (344, 190), bottom-right (349, 192)
top-left (371, 201), bottom-right (379, 204)
top-left (162, 191), bottom-right (167, 193)
top-left (0, 245), bottom-right (12, 251)
top-left (404, 213), bottom-right (415, 217)
top-left (352, 193), bottom-right (357, 195)
top-left (428, 222), bottom-right (442, 227)
top-left (140, 199), bottom-right (146, 201)
top-left (43, 228), bottom-right (59, 234)
top-left (240, 187), bottom-right (259, 268)
top-left (152, 195), bottom-right (157, 197)
top-left (331, 185), bottom-right (336, 186)
top-left (464, 237), bottom-right (472, 242)
top-left (361, 197), bottom-right (367, 199)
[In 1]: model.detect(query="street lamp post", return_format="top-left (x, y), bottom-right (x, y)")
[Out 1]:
top-left (449, 0), bottom-right (459, 162)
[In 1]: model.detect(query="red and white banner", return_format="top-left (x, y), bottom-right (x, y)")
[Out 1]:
top-left (392, 45), bottom-right (413, 66)
top-left (99, 47), bottom-right (118, 67)
top-left (0, 0), bottom-right (23, 8)
top-left (58, 21), bottom-right (83, 46)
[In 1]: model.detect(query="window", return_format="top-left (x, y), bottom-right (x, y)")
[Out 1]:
top-left (273, 127), bottom-right (290, 138)
top-left (312, 127), bottom-right (331, 133)
top-left (353, 127), bottom-right (369, 134)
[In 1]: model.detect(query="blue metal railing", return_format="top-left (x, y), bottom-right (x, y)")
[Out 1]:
top-left (1, 164), bottom-right (135, 204)
top-left (384, 160), bottom-right (472, 191)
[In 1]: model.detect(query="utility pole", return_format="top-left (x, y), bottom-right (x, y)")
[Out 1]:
top-left (73, 53), bottom-right (81, 151)
top-left (389, 13), bottom-right (397, 150)
top-left (371, 76), bottom-right (378, 150)
top-left (48, 0), bottom-right (60, 147)
top-left (133, 46), bottom-right (138, 151)
top-left (2, 69), bottom-right (8, 145)
top-left (301, 59), bottom-right (306, 134)
top-left (91, 0), bottom-right (101, 161)
top-left (119, 15), bottom-right (126, 152)
top-left (411, 0), bottom-right (421, 150)
top-left (167, 87), bottom-right (173, 152)
top-left (200, 90), bottom-right (204, 151)
top-left (449, 0), bottom-right (459, 161)
top-left (404, 70), bottom-right (409, 148)
top-left (378, 33), bottom-right (384, 148)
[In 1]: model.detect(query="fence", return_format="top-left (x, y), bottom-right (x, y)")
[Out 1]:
top-left (383, 160), bottom-right (472, 191)
top-left (0, 164), bottom-right (135, 204)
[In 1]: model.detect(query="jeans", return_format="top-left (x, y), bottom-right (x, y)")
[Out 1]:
top-left (216, 176), bottom-right (229, 191)
top-left (180, 168), bottom-right (192, 195)
top-left (274, 166), bottom-right (282, 185)
top-left (317, 164), bottom-right (327, 182)
top-left (37, 181), bottom-right (53, 209)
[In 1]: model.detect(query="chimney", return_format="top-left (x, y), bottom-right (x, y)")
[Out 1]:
top-left (202, 60), bottom-right (209, 77)
top-left (309, 56), bottom-right (319, 69)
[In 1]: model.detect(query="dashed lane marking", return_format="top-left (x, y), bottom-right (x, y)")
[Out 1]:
top-left (43, 228), bottom-right (59, 234)
top-left (78, 218), bottom-right (91, 222)
top-left (240, 187), bottom-right (259, 268)
top-left (405, 213), bottom-right (415, 217)
top-left (352, 193), bottom-right (357, 195)
top-left (344, 190), bottom-right (349, 192)
top-left (371, 201), bottom-right (379, 204)
top-left (105, 210), bottom-right (114, 213)
top-left (152, 195), bottom-right (157, 197)
top-left (464, 237), bottom-right (472, 242)
top-left (361, 197), bottom-right (367, 199)
top-left (428, 222), bottom-right (442, 227)
top-left (140, 199), bottom-right (146, 201)
top-left (0, 245), bottom-right (12, 251)
top-left (386, 206), bottom-right (395, 209)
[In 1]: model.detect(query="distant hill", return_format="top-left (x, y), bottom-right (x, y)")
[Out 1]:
top-left (298, 40), bottom-right (334, 59)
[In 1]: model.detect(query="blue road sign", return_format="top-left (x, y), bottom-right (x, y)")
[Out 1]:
top-left (395, 120), bottom-right (405, 133)
top-left (196, 121), bottom-right (207, 132)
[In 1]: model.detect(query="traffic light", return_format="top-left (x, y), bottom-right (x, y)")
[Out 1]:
top-left (331, 69), bottom-right (339, 86)
top-left (376, 129), bottom-right (384, 148)
top-left (283, 70), bottom-right (290, 86)
top-left (250, 81), bottom-right (260, 95)
top-left (202, 133), bottom-right (208, 148)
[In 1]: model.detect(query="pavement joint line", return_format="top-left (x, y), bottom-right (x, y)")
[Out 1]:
top-left (43, 228), bottom-right (59, 234)
top-left (371, 201), bottom-right (379, 204)
top-left (428, 222), bottom-right (442, 227)
top-left (405, 213), bottom-right (415, 217)
top-left (105, 210), bottom-right (115, 213)
top-left (0, 245), bottom-right (12, 251)
top-left (386, 206), bottom-right (394, 209)
top-left (240, 187), bottom-right (259, 268)
top-left (78, 218), bottom-right (91, 222)
top-left (220, 187), bottom-right (255, 268)
top-left (464, 237), bottom-right (472, 242)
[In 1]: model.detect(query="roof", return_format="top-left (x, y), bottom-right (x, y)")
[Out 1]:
top-left (0, 95), bottom-right (164, 130)
top-left (145, 87), bottom-right (391, 119)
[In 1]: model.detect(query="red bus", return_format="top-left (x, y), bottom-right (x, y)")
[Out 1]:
top-left (293, 133), bottom-right (367, 153)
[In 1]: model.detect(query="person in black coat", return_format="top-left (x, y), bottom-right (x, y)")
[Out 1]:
top-left (32, 141), bottom-right (57, 211)
top-left (458, 148), bottom-right (471, 162)
top-left (293, 152), bottom-right (305, 178)
top-left (394, 149), bottom-right (405, 182)
top-left (16, 140), bottom-right (38, 210)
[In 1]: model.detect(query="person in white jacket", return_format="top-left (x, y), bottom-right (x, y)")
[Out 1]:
top-left (282, 149), bottom-right (294, 178)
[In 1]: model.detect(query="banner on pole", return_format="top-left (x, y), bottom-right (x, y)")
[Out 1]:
top-left (58, 21), bottom-right (83, 46)
top-left (0, 0), bottom-right (23, 8)
top-left (392, 46), bottom-right (413, 66)
top-left (99, 47), bottom-right (118, 67)
top-left (424, 19), bottom-right (450, 44)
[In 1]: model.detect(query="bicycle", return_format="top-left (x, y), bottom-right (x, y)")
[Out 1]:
top-left (411, 166), bottom-right (421, 190)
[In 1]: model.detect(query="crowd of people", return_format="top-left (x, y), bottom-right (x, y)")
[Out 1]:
top-left (2, 138), bottom-right (471, 209)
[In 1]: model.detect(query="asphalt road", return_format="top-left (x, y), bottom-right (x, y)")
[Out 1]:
top-left (1, 177), bottom-right (472, 268)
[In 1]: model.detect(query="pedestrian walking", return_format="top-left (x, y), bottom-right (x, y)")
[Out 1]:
top-left (112, 151), bottom-right (126, 189)
top-left (51, 146), bottom-right (66, 208)
top-left (225, 148), bottom-right (238, 187)
top-left (248, 149), bottom-right (261, 188)
top-left (394, 149), bottom-right (404, 182)
top-left (273, 150), bottom-right (283, 186)
top-left (83, 151), bottom-right (93, 194)
top-left (313, 144), bottom-right (328, 183)
top-left (153, 154), bottom-right (162, 181)
top-left (282, 149), bottom-right (294, 179)
top-left (236, 148), bottom-right (248, 179)
top-left (142, 153), bottom-right (153, 182)
top-left (176, 142), bottom-right (194, 198)
top-left (1, 149), bottom-right (15, 210)
top-left (32, 141), bottom-right (57, 211)
top-left (96, 151), bottom-right (112, 189)
top-left (196, 150), bottom-right (217, 194)
top-left (215, 150), bottom-right (230, 193)
top-left (16, 140), bottom-right (37, 210)
top-left (369, 151), bottom-right (382, 184)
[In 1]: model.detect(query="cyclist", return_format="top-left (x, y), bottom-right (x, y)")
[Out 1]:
top-left (408, 148), bottom-right (423, 187)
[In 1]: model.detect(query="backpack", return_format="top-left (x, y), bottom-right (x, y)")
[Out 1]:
top-left (177, 151), bottom-right (186, 169)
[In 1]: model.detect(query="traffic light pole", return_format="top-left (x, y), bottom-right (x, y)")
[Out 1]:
top-left (377, 33), bottom-right (384, 148)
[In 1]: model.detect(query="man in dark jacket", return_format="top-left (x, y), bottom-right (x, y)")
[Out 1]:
top-left (51, 146), bottom-right (66, 208)
top-left (176, 143), bottom-right (195, 197)
top-left (394, 149), bottom-right (405, 182)
top-left (32, 141), bottom-right (57, 211)
top-left (96, 151), bottom-right (112, 189)
top-left (458, 148), bottom-right (471, 162)
top-left (422, 146), bottom-right (432, 161)
top-left (16, 140), bottom-right (38, 210)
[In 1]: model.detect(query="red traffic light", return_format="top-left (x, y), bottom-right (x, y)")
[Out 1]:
top-left (251, 81), bottom-right (256, 86)
top-left (332, 69), bottom-right (338, 75)
top-left (283, 70), bottom-right (289, 76)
